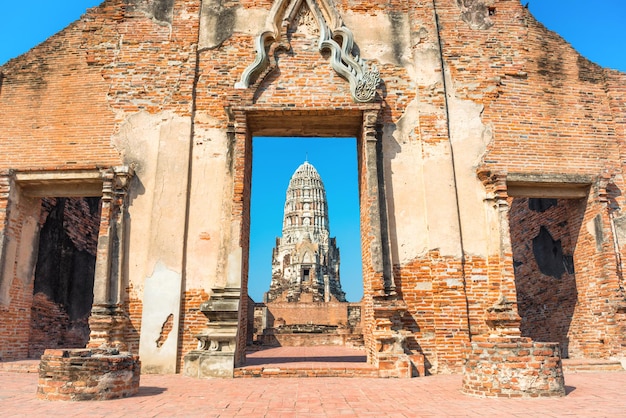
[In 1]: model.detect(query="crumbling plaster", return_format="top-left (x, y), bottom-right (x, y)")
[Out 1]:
top-left (112, 110), bottom-right (192, 373)
top-left (184, 121), bottom-right (232, 289)
top-left (138, 261), bottom-right (181, 374)
top-left (343, 11), bottom-right (412, 68)
top-left (447, 92), bottom-right (494, 256)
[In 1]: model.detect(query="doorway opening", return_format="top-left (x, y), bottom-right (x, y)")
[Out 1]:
top-left (246, 136), bottom-right (365, 365)
top-left (509, 195), bottom-right (586, 358)
top-left (28, 196), bottom-right (101, 358)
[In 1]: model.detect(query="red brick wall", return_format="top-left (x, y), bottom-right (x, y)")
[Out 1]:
top-left (2, 0), bottom-right (626, 371)
top-left (176, 289), bottom-right (209, 372)
top-left (509, 195), bottom-right (625, 359)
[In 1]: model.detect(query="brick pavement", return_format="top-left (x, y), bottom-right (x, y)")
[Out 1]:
top-left (1, 370), bottom-right (625, 417)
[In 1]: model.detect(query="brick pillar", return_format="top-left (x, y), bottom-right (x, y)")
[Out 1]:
top-left (89, 166), bottom-right (134, 349)
top-left (592, 173), bottom-right (626, 358)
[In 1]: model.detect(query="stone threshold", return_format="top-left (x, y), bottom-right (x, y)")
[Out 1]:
top-left (234, 365), bottom-right (379, 378)
top-left (562, 358), bottom-right (625, 373)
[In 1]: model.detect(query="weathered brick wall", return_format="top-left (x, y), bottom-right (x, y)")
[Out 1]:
top-left (176, 289), bottom-right (210, 372)
top-left (2, 0), bottom-right (626, 373)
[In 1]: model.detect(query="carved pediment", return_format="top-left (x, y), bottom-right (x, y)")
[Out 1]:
top-left (235, 0), bottom-right (381, 103)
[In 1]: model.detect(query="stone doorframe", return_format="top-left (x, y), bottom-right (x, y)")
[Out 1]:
top-left (478, 170), bottom-right (594, 307)
top-left (214, 105), bottom-right (398, 368)
top-left (0, 166), bottom-right (133, 352)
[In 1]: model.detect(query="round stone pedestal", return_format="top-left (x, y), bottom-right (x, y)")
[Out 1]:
top-left (37, 348), bottom-right (140, 401)
top-left (462, 336), bottom-right (565, 398)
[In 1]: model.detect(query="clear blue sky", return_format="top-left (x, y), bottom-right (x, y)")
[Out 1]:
top-left (1, 1), bottom-right (624, 302)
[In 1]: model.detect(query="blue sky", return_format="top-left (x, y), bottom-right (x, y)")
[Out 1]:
top-left (1, 1), bottom-right (624, 302)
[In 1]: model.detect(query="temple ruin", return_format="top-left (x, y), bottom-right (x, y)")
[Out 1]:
top-left (1, 0), bottom-right (625, 398)
top-left (252, 160), bottom-right (363, 348)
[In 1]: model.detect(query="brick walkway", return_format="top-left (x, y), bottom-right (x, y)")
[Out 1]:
top-left (2, 368), bottom-right (625, 417)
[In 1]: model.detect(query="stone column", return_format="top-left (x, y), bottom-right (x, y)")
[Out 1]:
top-left (592, 173), bottom-right (626, 358)
top-left (88, 166), bottom-right (133, 349)
top-left (477, 170), bottom-right (518, 308)
top-left (0, 170), bottom-right (13, 305)
top-left (183, 287), bottom-right (241, 378)
top-left (362, 109), bottom-right (395, 297)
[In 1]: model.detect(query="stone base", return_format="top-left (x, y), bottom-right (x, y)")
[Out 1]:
top-left (37, 348), bottom-right (140, 401)
top-left (260, 332), bottom-right (364, 348)
top-left (462, 336), bottom-right (565, 398)
top-left (183, 350), bottom-right (235, 378)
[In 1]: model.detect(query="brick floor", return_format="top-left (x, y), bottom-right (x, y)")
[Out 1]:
top-left (2, 369), bottom-right (625, 417)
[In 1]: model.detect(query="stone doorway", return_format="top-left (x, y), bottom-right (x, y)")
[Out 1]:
top-left (210, 105), bottom-right (394, 376)
top-left (0, 168), bottom-right (131, 362)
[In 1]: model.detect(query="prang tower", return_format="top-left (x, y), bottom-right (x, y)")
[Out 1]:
top-left (265, 161), bottom-right (346, 303)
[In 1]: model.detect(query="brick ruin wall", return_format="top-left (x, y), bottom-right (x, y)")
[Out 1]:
top-left (1, 0), bottom-right (626, 372)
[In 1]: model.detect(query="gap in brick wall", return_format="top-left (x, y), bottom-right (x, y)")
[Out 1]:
top-left (509, 196), bottom-right (587, 359)
top-left (29, 196), bottom-right (101, 358)
top-left (248, 136), bottom-right (363, 304)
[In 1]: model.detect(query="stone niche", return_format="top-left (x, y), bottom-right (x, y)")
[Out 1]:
top-left (461, 297), bottom-right (565, 398)
top-left (37, 348), bottom-right (140, 401)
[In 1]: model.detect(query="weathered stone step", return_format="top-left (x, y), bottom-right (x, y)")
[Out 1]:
top-left (0, 359), bottom-right (40, 373)
top-left (234, 366), bottom-right (379, 378)
top-left (562, 358), bottom-right (625, 373)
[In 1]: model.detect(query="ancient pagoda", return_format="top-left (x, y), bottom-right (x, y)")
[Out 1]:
top-left (265, 161), bottom-right (346, 303)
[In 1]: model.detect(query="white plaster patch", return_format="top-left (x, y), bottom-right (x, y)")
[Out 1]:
top-left (185, 128), bottom-right (230, 289)
top-left (413, 46), bottom-right (443, 86)
top-left (386, 141), bottom-right (429, 263)
top-left (448, 90), bottom-right (494, 257)
top-left (445, 278), bottom-right (463, 287)
top-left (234, 8), bottom-right (269, 35)
top-left (138, 261), bottom-right (182, 374)
top-left (415, 282), bottom-right (432, 291)
top-left (343, 11), bottom-right (411, 67)
top-left (586, 219), bottom-right (597, 239)
top-left (421, 141), bottom-right (464, 257)
top-left (112, 111), bottom-right (191, 298)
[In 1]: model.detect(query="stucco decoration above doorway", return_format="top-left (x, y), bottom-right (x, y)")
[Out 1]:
top-left (235, 0), bottom-right (381, 103)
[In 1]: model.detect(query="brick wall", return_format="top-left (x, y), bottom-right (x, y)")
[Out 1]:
top-left (510, 198), bottom-right (582, 356)
top-left (1, 0), bottom-right (625, 373)
top-left (176, 289), bottom-right (210, 372)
